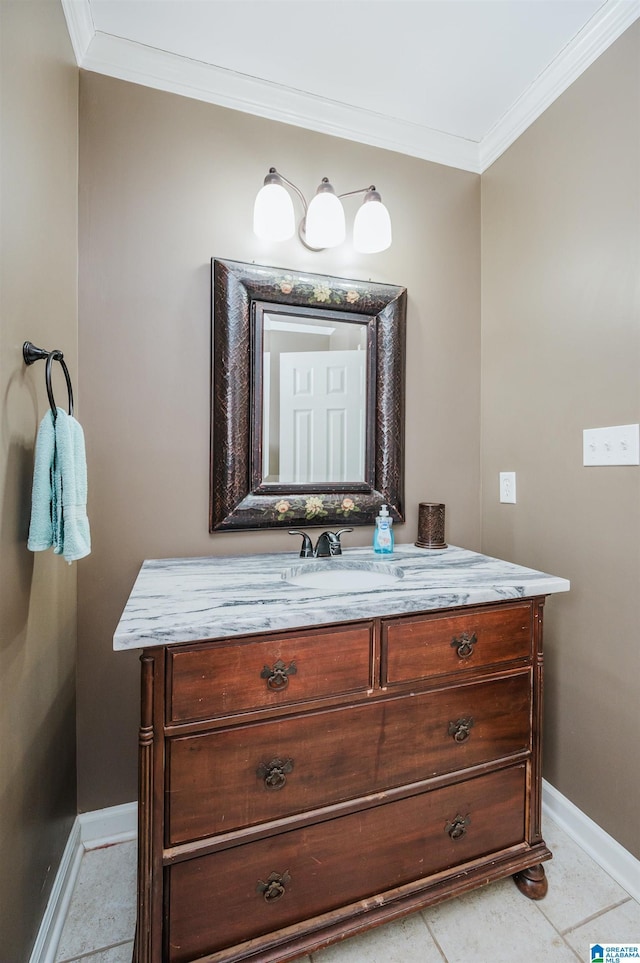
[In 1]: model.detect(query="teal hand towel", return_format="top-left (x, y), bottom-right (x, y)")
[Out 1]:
top-left (27, 409), bottom-right (56, 552)
top-left (27, 408), bottom-right (91, 563)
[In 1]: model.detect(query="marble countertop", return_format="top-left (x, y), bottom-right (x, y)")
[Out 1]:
top-left (113, 544), bottom-right (570, 651)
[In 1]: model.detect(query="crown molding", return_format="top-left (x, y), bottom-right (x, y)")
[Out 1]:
top-left (480, 0), bottom-right (640, 171)
top-left (65, 0), bottom-right (639, 174)
top-left (81, 31), bottom-right (481, 172)
top-left (60, 0), bottom-right (94, 66)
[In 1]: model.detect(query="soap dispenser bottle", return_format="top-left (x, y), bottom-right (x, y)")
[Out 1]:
top-left (373, 504), bottom-right (394, 554)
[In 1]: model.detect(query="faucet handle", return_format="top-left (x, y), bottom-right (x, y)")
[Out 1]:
top-left (288, 531), bottom-right (314, 558)
top-left (334, 528), bottom-right (353, 540)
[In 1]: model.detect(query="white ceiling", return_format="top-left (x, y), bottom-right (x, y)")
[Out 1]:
top-left (62, 0), bottom-right (640, 172)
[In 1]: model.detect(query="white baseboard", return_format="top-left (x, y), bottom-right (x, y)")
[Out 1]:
top-left (28, 819), bottom-right (83, 963)
top-left (31, 789), bottom-right (639, 962)
top-left (29, 802), bottom-right (137, 963)
top-left (79, 801), bottom-right (137, 849)
top-left (542, 779), bottom-right (640, 902)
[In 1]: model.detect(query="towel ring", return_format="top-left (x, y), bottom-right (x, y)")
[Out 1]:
top-left (23, 341), bottom-right (74, 420)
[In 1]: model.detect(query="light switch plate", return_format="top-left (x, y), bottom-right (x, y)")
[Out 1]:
top-left (583, 424), bottom-right (640, 466)
top-left (499, 472), bottom-right (516, 503)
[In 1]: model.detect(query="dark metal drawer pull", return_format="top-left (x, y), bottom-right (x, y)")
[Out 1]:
top-left (448, 716), bottom-right (475, 743)
top-left (257, 870), bottom-right (291, 903)
top-left (451, 632), bottom-right (477, 659)
top-left (260, 659), bottom-right (297, 691)
top-left (257, 757), bottom-right (294, 790)
top-left (446, 814), bottom-right (471, 840)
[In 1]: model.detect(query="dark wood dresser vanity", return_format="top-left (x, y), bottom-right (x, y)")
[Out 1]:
top-left (133, 594), bottom-right (552, 963)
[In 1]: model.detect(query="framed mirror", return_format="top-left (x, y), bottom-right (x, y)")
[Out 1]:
top-left (210, 258), bottom-right (406, 532)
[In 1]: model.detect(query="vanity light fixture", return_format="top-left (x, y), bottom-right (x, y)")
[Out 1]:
top-left (253, 167), bottom-right (392, 253)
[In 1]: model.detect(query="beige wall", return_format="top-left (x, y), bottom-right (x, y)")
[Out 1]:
top-left (77, 71), bottom-right (481, 810)
top-left (481, 24), bottom-right (640, 856)
top-left (0, 2), bottom-right (78, 957)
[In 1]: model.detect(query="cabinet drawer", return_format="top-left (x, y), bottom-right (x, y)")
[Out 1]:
top-left (166, 672), bottom-right (531, 844)
top-left (167, 764), bottom-right (526, 961)
top-left (168, 623), bottom-right (373, 723)
top-left (382, 602), bottom-right (533, 686)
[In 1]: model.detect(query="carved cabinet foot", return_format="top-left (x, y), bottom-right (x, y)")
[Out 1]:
top-left (513, 863), bottom-right (548, 900)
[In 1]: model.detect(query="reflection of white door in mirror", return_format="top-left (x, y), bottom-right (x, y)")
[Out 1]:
top-left (279, 350), bottom-right (365, 484)
top-left (261, 311), bottom-right (369, 486)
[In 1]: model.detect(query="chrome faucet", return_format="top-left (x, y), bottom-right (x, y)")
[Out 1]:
top-left (289, 529), bottom-right (353, 558)
top-left (314, 530), bottom-right (349, 557)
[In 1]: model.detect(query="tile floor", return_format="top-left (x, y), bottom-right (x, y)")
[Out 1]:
top-left (55, 816), bottom-right (640, 963)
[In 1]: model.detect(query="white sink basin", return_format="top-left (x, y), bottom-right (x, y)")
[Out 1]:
top-left (282, 560), bottom-right (403, 593)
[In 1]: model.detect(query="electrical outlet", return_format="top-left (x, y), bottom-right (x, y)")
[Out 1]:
top-left (583, 424), bottom-right (640, 466)
top-left (499, 472), bottom-right (516, 504)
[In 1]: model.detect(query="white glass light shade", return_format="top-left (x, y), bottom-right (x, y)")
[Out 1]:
top-left (305, 189), bottom-right (346, 249)
top-left (253, 182), bottom-right (295, 241)
top-left (353, 193), bottom-right (392, 253)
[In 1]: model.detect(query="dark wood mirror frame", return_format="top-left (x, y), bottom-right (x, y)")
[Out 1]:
top-left (210, 258), bottom-right (406, 532)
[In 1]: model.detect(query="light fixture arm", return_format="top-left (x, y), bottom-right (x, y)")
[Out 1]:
top-left (267, 167), bottom-right (309, 217)
top-left (267, 167), bottom-right (327, 251)
top-left (337, 185), bottom-right (377, 199)
top-left (266, 169), bottom-right (377, 207)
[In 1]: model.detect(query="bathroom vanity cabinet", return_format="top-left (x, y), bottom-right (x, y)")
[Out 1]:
top-left (115, 546), bottom-right (569, 963)
top-left (132, 601), bottom-right (554, 961)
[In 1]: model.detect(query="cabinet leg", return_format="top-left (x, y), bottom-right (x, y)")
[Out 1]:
top-left (513, 863), bottom-right (548, 899)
